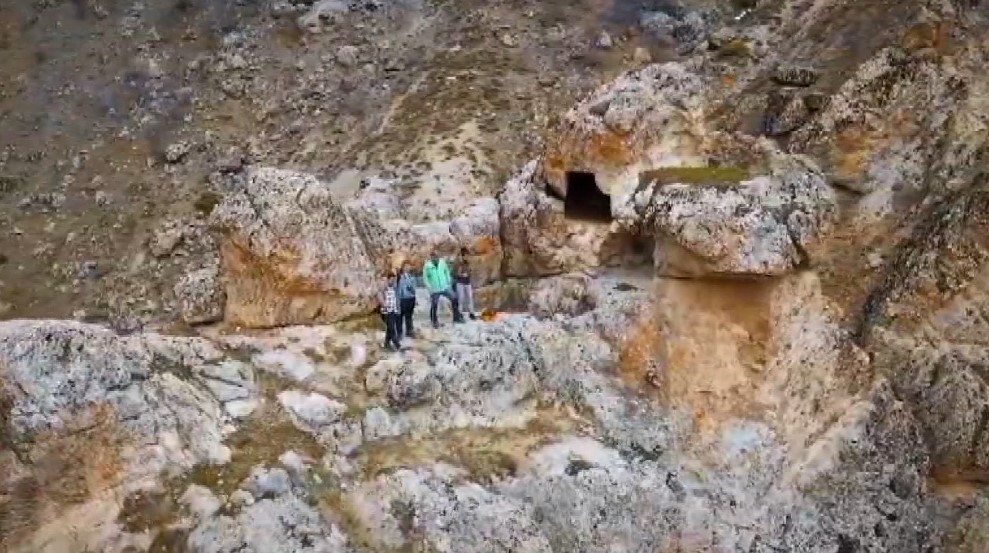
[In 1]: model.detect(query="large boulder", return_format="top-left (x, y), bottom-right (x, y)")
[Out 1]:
top-left (0, 320), bottom-right (256, 553)
top-left (623, 145), bottom-right (838, 277)
top-left (212, 167), bottom-right (381, 328)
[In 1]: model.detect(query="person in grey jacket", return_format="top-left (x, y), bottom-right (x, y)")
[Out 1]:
top-left (395, 261), bottom-right (418, 339)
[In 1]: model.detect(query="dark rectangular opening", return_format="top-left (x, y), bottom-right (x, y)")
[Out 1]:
top-left (565, 171), bottom-right (612, 223)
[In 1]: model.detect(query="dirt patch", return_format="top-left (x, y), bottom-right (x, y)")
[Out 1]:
top-left (650, 278), bottom-right (775, 431)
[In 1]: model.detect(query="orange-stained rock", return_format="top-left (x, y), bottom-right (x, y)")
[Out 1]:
top-left (213, 167), bottom-right (381, 328)
top-left (539, 61), bottom-right (711, 202)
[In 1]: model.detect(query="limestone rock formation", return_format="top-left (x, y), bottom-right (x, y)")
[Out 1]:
top-left (6, 0), bottom-right (989, 552)
top-left (187, 467), bottom-right (351, 553)
top-left (499, 161), bottom-right (646, 276)
top-left (540, 62), bottom-right (710, 201)
top-left (527, 272), bottom-right (598, 318)
top-left (360, 318), bottom-right (547, 441)
top-left (212, 167), bottom-right (380, 328)
top-left (346, 464), bottom-right (552, 553)
top-left (346, 177), bottom-right (502, 283)
top-left (277, 390), bottom-right (362, 454)
top-left (626, 145), bottom-right (838, 276)
top-left (0, 319), bottom-right (256, 552)
top-left (174, 265), bottom-right (225, 325)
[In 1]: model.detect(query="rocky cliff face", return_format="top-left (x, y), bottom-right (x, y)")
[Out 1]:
top-left (3, 0), bottom-right (989, 552)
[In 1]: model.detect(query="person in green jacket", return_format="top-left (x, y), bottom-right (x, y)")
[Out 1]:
top-left (423, 251), bottom-right (463, 328)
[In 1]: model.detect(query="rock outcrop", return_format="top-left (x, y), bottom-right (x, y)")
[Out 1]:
top-left (0, 320), bottom-right (257, 552)
top-left (212, 167), bottom-right (381, 328)
top-left (499, 161), bottom-right (604, 276)
top-left (625, 144), bottom-right (838, 276)
top-left (174, 265), bottom-right (226, 325)
top-left (540, 62), bottom-right (710, 201)
top-left (345, 177), bottom-right (502, 284)
top-left (6, 1), bottom-right (989, 552)
top-left (499, 161), bottom-right (650, 276)
top-left (347, 464), bottom-right (552, 553)
top-left (527, 272), bottom-right (598, 318)
top-left (187, 469), bottom-right (351, 553)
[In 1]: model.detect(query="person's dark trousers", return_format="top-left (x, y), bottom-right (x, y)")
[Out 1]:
top-left (384, 313), bottom-right (401, 350)
top-left (429, 289), bottom-right (463, 327)
top-left (398, 298), bottom-right (416, 338)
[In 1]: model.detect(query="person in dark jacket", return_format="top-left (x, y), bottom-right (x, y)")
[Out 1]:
top-left (453, 247), bottom-right (476, 320)
top-left (395, 262), bottom-right (417, 339)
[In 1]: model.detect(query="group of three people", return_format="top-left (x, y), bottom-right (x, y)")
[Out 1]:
top-left (378, 248), bottom-right (477, 350)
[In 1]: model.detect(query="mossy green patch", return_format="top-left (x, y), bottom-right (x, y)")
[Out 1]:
top-left (0, 175), bottom-right (25, 196)
top-left (185, 399), bottom-right (323, 497)
top-left (714, 38), bottom-right (754, 61)
top-left (639, 166), bottom-right (751, 187)
top-left (193, 191), bottom-right (223, 216)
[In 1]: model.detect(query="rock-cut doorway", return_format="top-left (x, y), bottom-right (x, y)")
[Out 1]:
top-left (564, 171), bottom-right (612, 223)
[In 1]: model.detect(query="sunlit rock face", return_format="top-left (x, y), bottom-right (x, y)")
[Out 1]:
top-left (212, 167), bottom-right (382, 328)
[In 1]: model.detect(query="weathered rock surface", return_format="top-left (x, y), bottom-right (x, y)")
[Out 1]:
top-left (175, 265), bottom-right (226, 325)
top-left (540, 62), bottom-right (709, 200)
top-left (212, 167), bottom-right (381, 328)
top-left (772, 65), bottom-right (818, 87)
top-left (949, 494), bottom-right (989, 553)
top-left (0, 319), bottom-right (256, 552)
top-left (7, 1), bottom-right (989, 552)
top-left (527, 272), bottom-right (598, 318)
top-left (499, 161), bottom-right (646, 276)
top-left (346, 177), bottom-right (502, 283)
top-left (347, 464), bottom-right (552, 553)
top-left (188, 467), bottom-right (351, 553)
top-left (278, 390), bottom-right (362, 454)
top-left (361, 318), bottom-right (549, 441)
top-left (625, 146), bottom-right (838, 276)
